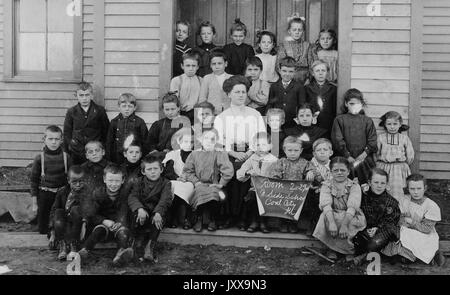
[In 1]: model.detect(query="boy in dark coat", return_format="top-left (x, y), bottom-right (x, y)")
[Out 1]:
top-left (128, 154), bottom-right (173, 262)
top-left (106, 93), bottom-right (148, 164)
top-left (78, 164), bottom-right (133, 267)
top-left (266, 57), bottom-right (306, 129)
top-left (31, 125), bottom-right (72, 235)
top-left (64, 82), bottom-right (110, 164)
top-left (285, 103), bottom-right (328, 161)
top-left (81, 141), bottom-right (111, 187)
top-left (48, 165), bottom-right (87, 261)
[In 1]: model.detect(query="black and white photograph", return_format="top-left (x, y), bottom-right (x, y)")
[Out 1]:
top-left (0, 0), bottom-right (449, 280)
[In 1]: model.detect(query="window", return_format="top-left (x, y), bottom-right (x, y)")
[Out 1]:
top-left (3, 0), bottom-right (82, 82)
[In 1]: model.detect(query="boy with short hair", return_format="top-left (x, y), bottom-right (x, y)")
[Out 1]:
top-left (48, 165), bottom-right (87, 261)
top-left (146, 93), bottom-right (186, 154)
top-left (285, 103), bottom-right (328, 160)
top-left (128, 154), bottom-right (173, 262)
top-left (64, 82), bottom-right (110, 164)
top-left (244, 56), bottom-right (270, 115)
top-left (170, 52), bottom-right (203, 124)
top-left (173, 20), bottom-right (192, 77)
top-left (106, 93), bottom-right (148, 165)
top-left (81, 140), bottom-right (111, 187)
top-left (78, 164), bottom-right (133, 267)
top-left (192, 101), bottom-right (215, 149)
top-left (31, 125), bottom-right (72, 235)
top-left (266, 57), bottom-right (306, 128)
top-left (236, 132), bottom-right (278, 233)
top-left (198, 49), bottom-right (233, 114)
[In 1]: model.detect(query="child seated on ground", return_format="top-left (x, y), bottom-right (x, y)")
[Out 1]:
top-left (312, 157), bottom-right (367, 260)
top-left (352, 168), bottom-right (401, 265)
top-left (182, 129), bottom-right (234, 232)
top-left (269, 136), bottom-right (314, 233)
top-left (299, 138), bottom-right (333, 234)
top-left (81, 140), bottom-right (111, 187)
top-left (381, 174), bottom-right (445, 266)
top-left (106, 93), bottom-right (148, 164)
top-left (146, 93), bottom-right (186, 154)
top-left (31, 125), bottom-right (72, 235)
top-left (170, 51), bottom-right (203, 124)
top-left (244, 56), bottom-right (270, 115)
top-left (236, 132), bottom-right (278, 233)
top-left (266, 108), bottom-right (286, 158)
top-left (78, 164), bottom-right (133, 267)
top-left (163, 128), bottom-right (195, 229)
top-left (286, 103), bottom-right (327, 161)
top-left (48, 165), bottom-right (86, 261)
top-left (64, 82), bottom-right (109, 164)
top-left (128, 154), bottom-right (173, 262)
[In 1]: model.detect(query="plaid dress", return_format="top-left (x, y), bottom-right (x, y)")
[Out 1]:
top-left (376, 132), bottom-right (414, 201)
top-left (360, 190), bottom-right (401, 241)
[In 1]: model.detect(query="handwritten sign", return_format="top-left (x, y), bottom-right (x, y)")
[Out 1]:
top-left (251, 176), bottom-right (312, 221)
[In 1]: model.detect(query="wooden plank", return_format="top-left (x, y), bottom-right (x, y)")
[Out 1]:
top-left (351, 66), bottom-right (409, 80)
top-left (409, 0), bottom-right (423, 173)
top-left (421, 116), bottom-right (450, 125)
top-left (423, 34), bottom-right (450, 44)
top-left (104, 2), bottom-right (159, 14)
top-left (420, 162), bottom-right (450, 171)
top-left (352, 54), bottom-right (409, 67)
top-left (423, 7), bottom-right (450, 16)
top-left (104, 15), bottom-right (159, 27)
top-left (422, 89), bottom-right (450, 98)
top-left (353, 0), bottom-right (411, 3)
top-left (212, 0), bottom-right (226, 46)
top-left (0, 159), bottom-right (33, 167)
top-left (421, 98), bottom-right (450, 107)
top-left (0, 116), bottom-right (64, 126)
top-left (0, 124), bottom-right (50, 134)
top-left (421, 171), bottom-right (450, 180)
top-left (352, 29), bottom-right (410, 42)
top-left (423, 80), bottom-right (450, 90)
top-left (353, 16), bottom-right (410, 30)
top-left (0, 142), bottom-right (43, 151)
top-left (353, 4), bottom-right (411, 16)
top-left (365, 105), bottom-right (409, 119)
top-left (159, 0), bottom-right (174, 120)
top-left (104, 27), bottom-right (159, 39)
top-left (105, 39), bottom-right (159, 51)
top-left (337, 0), bottom-right (353, 114)
top-left (105, 51), bottom-right (159, 64)
top-left (265, 0), bottom-right (278, 40)
top-left (322, 0), bottom-right (338, 30)
top-left (423, 26), bottom-right (450, 35)
top-left (424, 0), bottom-right (450, 8)
top-left (105, 87), bottom-right (159, 99)
top-left (93, 0), bottom-right (105, 106)
top-left (364, 93), bottom-right (409, 106)
top-left (0, 150), bottom-right (36, 159)
top-left (104, 64), bottom-right (160, 76)
top-left (421, 125), bottom-right (450, 135)
top-left (421, 107), bottom-right (450, 116)
top-left (352, 42), bottom-right (410, 54)
top-left (420, 143), bottom-right (450, 153)
top-left (0, 108), bottom-right (66, 116)
top-left (236, 0), bottom-right (256, 46)
top-left (423, 71), bottom-right (450, 81)
top-left (421, 134), bottom-right (450, 144)
top-left (308, 0), bottom-right (321, 43)
top-left (423, 44), bottom-right (450, 53)
top-left (351, 79), bottom-right (410, 93)
top-left (423, 17), bottom-right (450, 26)
top-left (105, 76), bottom-right (159, 88)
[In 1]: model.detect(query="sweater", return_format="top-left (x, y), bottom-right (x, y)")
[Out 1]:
top-left (30, 147), bottom-right (72, 196)
top-left (199, 72), bottom-right (233, 114)
top-left (81, 158), bottom-right (111, 187)
top-left (223, 42), bottom-right (255, 75)
top-left (170, 74), bottom-right (203, 112)
top-left (305, 80), bottom-right (337, 133)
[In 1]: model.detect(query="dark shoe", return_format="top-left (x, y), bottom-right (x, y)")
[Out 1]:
top-left (260, 222), bottom-right (270, 233)
top-left (207, 221), bottom-right (217, 231)
top-left (433, 250), bottom-right (446, 267)
top-left (288, 223), bottom-right (299, 233)
top-left (113, 247), bottom-right (134, 266)
top-left (220, 219), bottom-right (232, 229)
top-left (57, 241), bottom-right (67, 261)
top-left (78, 248), bottom-right (89, 261)
top-left (238, 221), bottom-right (246, 231)
top-left (279, 222), bottom-right (288, 233)
top-left (182, 219), bottom-right (192, 230)
top-left (326, 250), bottom-right (338, 260)
top-left (143, 240), bottom-right (157, 262)
top-left (193, 219), bottom-right (203, 232)
top-left (247, 221), bottom-right (259, 233)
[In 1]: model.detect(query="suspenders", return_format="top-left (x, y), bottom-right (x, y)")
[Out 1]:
top-left (40, 151), bottom-right (68, 178)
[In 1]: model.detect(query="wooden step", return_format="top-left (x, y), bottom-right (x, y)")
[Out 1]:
top-left (0, 228), bottom-right (323, 249)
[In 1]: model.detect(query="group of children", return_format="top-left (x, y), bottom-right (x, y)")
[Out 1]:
top-left (28, 14), bottom-right (443, 267)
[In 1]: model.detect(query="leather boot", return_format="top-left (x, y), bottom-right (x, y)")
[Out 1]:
top-left (143, 240), bottom-right (157, 262)
top-left (57, 240), bottom-right (67, 261)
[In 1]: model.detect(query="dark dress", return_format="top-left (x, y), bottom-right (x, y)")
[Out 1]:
top-left (331, 113), bottom-right (378, 184)
top-left (285, 124), bottom-right (328, 160)
top-left (266, 80), bottom-right (306, 129)
top-left (353, 190), bottom-right (401, 255)
top-left (146, 117), bottom-right (183, 153)
top-left (267, 126), bottom-right (286, 159)
top-left (173, 40), bottom-right (191, 77)
top-left (222, 43), bottom-right (255, 75)
top-left (305, 80), bottom-right (337, 136)
top-left (194, 43), bottom-right (218, 77)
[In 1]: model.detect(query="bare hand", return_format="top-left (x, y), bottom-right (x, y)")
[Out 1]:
top-left (48, 230), bottom-right (56, 249)
top-left (194, 182), bottom-right (204, 188)
top-left (339, 224), bottom-right (349, 239)
top-left (328, 221), bottom-right (338, 238)
top-left (80, 222), bottom-right (87, 240)
top-left (111, 222), bottom-right (122, 231)
top-left (152, 213), bottom-right (163, 230)
top-left (209, 183), bottom-right (223, 189)
top-left (347, 156), bottom-right (356, 164)
top-left (356, 151), bottom-right (367, 162)
top-left (177, 176), bottom-right (186, 182)
top-left (102, 219), bottom-right (115, 228)
top-left (306, 171), bottom-right (315, 181)
top-left (230, 151), bottom-right (247, 162)
top-left (137, 208), bottom-right (149, 226)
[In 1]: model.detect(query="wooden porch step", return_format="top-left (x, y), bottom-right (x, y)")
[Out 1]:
top-left (0, 228), bottom-right (323, 249)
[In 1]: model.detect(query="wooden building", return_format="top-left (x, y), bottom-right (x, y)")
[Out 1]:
top-left (0, 0), bottom-right (449, 179)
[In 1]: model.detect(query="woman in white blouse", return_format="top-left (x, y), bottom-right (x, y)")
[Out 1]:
top-left (214, 75), bottom-right (267, 229)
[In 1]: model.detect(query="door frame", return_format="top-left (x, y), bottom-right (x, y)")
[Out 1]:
top-left (161, 0), bottom-right (352, 116)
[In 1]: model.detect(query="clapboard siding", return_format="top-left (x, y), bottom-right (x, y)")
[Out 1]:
top-left (0, 0), bottom-right (80, 167)
top-left (103, 0), bottom-right (160, 125)
top-left (420, 0), bottom-right (450, 178)
top-left (83, 0), bottom-right (94, 83)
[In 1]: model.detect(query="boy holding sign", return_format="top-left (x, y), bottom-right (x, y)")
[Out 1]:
top-left (237, 132), bottom-right (278, 233)
top-left (268, 136), bottom-right (314, 233)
